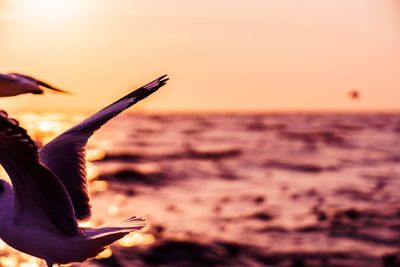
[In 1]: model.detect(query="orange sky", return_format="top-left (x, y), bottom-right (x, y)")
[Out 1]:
top-left (0, 0), bottom-right (399, 112)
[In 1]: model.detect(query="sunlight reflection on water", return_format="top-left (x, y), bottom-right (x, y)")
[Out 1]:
top-left (0, 112), bottom-right (154, 266)
top-left (1, 112), bottom-right (400, 266)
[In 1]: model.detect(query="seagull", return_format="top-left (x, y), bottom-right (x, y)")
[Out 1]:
top-left (0, 72), bottom-right (70, 97)
top-left (0, 75), bottom-right (169, 266)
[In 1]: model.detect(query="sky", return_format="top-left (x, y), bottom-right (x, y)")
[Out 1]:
top-left (0, 0), bottom-right (399, 112)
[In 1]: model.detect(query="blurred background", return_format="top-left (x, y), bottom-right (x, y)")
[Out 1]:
top-left (0, 1), bottom-right (400, 266)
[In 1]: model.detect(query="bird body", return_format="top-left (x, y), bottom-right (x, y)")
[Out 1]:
top-left (0, 213), bottom-right (142, 265)
top-left (0, 218), bottom-right (84, 264)
top-left (0, 73), bottom-right (69, 97)
top-left (0, 75), bottom-right (169, 266)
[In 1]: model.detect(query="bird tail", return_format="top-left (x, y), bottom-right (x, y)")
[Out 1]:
top-left (77, 216), bottom-right (146, 261)
top-left (83, 216), bottom-right (146, 239)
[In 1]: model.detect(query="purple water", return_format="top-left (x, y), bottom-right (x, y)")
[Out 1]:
top-left (1, 112), bottom-right (399, 266)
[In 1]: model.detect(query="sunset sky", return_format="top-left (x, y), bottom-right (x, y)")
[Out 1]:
top-left (0, 0), bottom-right (399, 112)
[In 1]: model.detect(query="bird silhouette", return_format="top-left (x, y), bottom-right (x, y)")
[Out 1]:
top-left (347, 89), bottom-right (360, 101)
top-left (0, 75), bottom-right (168, 266)
top-left (0, 73), bottom-right (70, 97)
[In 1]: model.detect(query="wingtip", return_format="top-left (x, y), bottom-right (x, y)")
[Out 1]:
top-left (157, 74), bottom-right (169, 85)
top-left (47, 87), bottom-right (73, 95)
top-left (158, 74), bottom-right (169, 86)
top-left (59, 89), bottom-right (74, 95)
top-left (142, 74), bottom-right (169, 90)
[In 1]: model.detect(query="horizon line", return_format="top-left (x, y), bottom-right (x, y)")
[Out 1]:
top-left (6, 107), bottom-right (400, 115)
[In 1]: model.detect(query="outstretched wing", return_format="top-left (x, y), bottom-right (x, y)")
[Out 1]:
top-left (39, 75), bottom-right (169, 220)
top-left (0, 111), bottom-right (81, 236)
top-left (10, 73), bottom-right (70, 94)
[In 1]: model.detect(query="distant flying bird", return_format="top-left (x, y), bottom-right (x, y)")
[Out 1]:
top-left (347, 90), bottom-right (360, 101)
top-left (0, 75), bottom-right (168, 266)
top-left (0, 73), bottom-right (70, 97)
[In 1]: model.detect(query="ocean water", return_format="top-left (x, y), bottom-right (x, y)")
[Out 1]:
top-left (1, 112), bottom-right (400, 267)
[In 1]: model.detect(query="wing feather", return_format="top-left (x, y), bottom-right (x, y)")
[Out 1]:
top-left (9, 73), bottom-right (70, 93)
top-left (39, 75), bottom-right (168, 220)
top-left (0, 74), bottom-right (17, 83)
top-left (0, 111), bottom-right (81, 236)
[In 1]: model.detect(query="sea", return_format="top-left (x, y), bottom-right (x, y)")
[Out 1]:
top-left (0, 112), bottom-right (399, 267)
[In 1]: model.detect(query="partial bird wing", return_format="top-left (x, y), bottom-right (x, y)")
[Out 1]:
top-left (39, 75), bottom-right (169, 220)
top-left (0, 74), bottom-right (17, 83)
top-left (0, 111), bottom-right (81, 236)
top-left (9, 73), bottom-right (70, 94)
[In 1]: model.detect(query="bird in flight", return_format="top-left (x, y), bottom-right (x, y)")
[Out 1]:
top-left (0, 72), bottom-right (70, 97)
top-left (347, 89), bottom-right (360, 101)
top-left (0, 75), bottom-right (168, 266)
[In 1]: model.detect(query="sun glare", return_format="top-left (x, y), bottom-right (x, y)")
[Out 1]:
top-left (12, 0), bottom-right (82, 19)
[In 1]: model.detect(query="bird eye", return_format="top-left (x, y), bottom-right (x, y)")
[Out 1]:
top-left (0, 182), bottom-right (3, 194)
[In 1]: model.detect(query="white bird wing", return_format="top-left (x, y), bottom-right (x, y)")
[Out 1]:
top-left (0, 111), bottom-right (81, 236)
top-left (9, 72), bottom-right (70, 94)
top-left (39, 75), bottom-right (169, 220)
